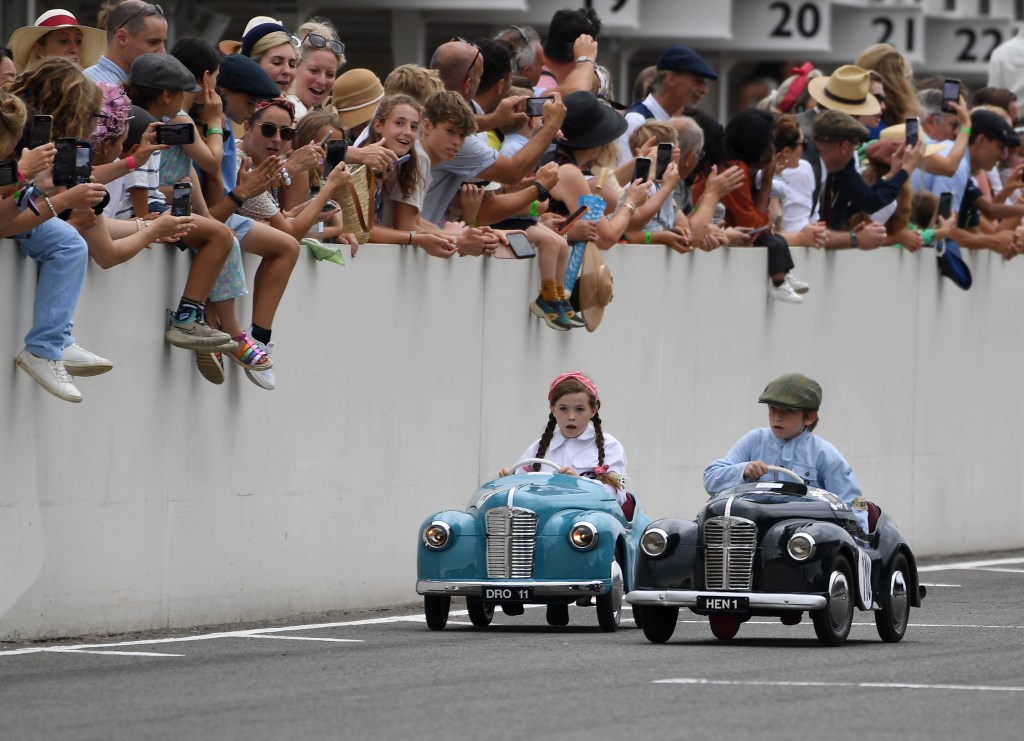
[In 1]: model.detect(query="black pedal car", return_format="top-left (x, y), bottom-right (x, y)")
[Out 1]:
top-left (625, 466), bottom-right (925, 646)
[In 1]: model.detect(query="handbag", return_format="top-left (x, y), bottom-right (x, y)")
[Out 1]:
top-left (338, 165), bottom-right (375, 244)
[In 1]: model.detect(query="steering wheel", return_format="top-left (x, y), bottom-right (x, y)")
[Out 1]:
top-left (510, 458), bottom-right (564, 473)
top-left (765, 465), bottom-right (804, 483)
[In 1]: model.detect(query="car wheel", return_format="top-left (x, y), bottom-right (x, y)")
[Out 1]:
top-left (546, 603), bottom-right (570, 627)
top-left (631, 605), bottom-right (644, 629)
top-left (424, 595), bottom-right (450, 631)
top-left (709, 615), bottom-right (741, 640)
top-left (595, 558), bottom-right (624, 632)
top-left (466, 598), bottom-right (495, 628)
top-left (501, 603), bottom-right (524, 616)
top-left (637, 605), bottom-right (679, 643)
top-left (812, 554), bottom-right (855, 646)
top-left (875, 553), bottom-right (911, 643)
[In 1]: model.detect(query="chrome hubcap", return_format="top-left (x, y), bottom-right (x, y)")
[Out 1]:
top-left (609, 560), bottom-right (623, 621)
top-left (827, 570), bottom-right (851, 627)
top-left (890, 570), bottom-right (908, 626)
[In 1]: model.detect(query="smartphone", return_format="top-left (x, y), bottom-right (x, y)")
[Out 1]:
top-left (0, 159), bottom-right (18, 187)
top-left (324, 139), bottom-right (348, 177)
top-left (938, 191), bottom-right (953, 220)
top-left (655, 142), bottom-right (674, 180)
top-left (52, 137), bottom-right (77, 186)
top-left (73, 140), bottom-right (92, 184)
top-left (746, 224), bottom-right (771, 239)
top-left (393, 153), bottom-right (411, 166)
top-left (28, 114), bottom-right (53, 149)
top-left (505, 231), bottom-right (536, 258)
top-left (171, 182), bottom-right (191, 217)
top-left (632, 156), bottom-right (652, 183)
top-left (155, 123), bottom-right (195, 146)
top-left (942, 79), bottom-right (960, 113)
top-left (556, 204), bottom-right (590, 235)
top-left (525, 96), bottom-right (553, 117)
top-left (320, 199), bottom-right (340, 215)
top-left (905, 117), bottom-right (919, 147)
top-left (319, 131), bottom-right (334, 147)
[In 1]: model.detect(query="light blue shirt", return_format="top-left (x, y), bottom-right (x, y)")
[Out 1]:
top-left (912, 134), bottom-right (971, 214)
top-left (83, 55), bottom-right (128, 84)
top-left (703, 428), bottom-right (863, 517)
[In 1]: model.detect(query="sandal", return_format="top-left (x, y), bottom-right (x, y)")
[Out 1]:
top-left (228, 331), bottom-right (273, 371)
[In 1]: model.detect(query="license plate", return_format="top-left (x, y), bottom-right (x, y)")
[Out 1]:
top-left (483, 587), bottom-right (534, 601)
top-left (696, 595), bottom-right (749, 612)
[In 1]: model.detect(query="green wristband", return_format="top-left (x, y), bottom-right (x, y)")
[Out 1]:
top-left (644, 230), bottom-right (652, 244)
top-left (529, 199), bottom-right (539, 217)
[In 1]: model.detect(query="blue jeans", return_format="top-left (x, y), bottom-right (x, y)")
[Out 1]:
top-left (15, 218), bottom-right (88, 360)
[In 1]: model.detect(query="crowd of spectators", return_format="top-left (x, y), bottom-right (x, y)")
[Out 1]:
top-left (2, 2), bottom-right (1021, 403)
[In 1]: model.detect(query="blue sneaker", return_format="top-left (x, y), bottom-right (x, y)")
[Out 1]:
top-left (558, 300), bottom-right (586, 328)
top-left (530, 296), bottom-right (571, 331)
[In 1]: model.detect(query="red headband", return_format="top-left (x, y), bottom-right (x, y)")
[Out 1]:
top-left (548, 371), bottom-right (599, 403)
top-left (778, 62), bottom-right (814, 113)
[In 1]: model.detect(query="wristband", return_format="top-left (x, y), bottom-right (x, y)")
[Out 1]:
top-left (206, 127), bottom-right (224, 136)
top-left (126, 155), bottom-right (136, 171)
top-left (624, 202), bottom-right (637, 213)
top-left (532, 182), bottom-right (550, 202)
top-left (960, 126), bottom-right (971, 135)
top-left (226, 190), bottom-right (245, 206)
top-left (644, 230), bottom-right (652, 244)
top-left (575, 56), bottom-right (595, 65)
top-left (135, 218), bottom-right (148, 232)
top-left (408, 231), bottom-right (415, 246)
top-left (849, 230), bottom-right (859, 249)
top-left (529, 199), bottom-right (539, 217)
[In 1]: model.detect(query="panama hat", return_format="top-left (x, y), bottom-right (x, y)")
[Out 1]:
top-left (577, 242), bottom-right (613, 331)
top-left (807, 65), bottom-right (880, 116)
top-left (880, 124), bottom-right (946, 157)
top-left (7, 9), bottom-right (104, 72)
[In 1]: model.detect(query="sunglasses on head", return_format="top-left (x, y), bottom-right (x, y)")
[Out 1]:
top-left (302, 33), bottom-right (345, 56)
top-left (259, 122), bottom-right (296, 141)
top-left (449, 37), bottom-right (482, 86)
top-left (113, 3), bottom-right (164, 33)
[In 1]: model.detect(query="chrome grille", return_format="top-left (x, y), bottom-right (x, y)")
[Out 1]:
top-left (486, 507), bottom-right (538, 578)
top-left (703, 516), bottom-right (756, 590)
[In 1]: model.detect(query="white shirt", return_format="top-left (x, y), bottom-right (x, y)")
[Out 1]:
top-left (771, 160), bottom-right (815, 232)
top-left (988, 29), bottom-right (1024, 102)
top-left (516, 422), bottom-right (627, 502)
top-left (617, 93), bottom-right (670, 165)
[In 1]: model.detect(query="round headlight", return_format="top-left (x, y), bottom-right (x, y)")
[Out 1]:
top-left (787, 532), bottom-right (816, 561)
top-left (569, 522), bottom-right (598, 551)
top-left (423, 521), bottom-right (451, 550)
top-left (640, 527), bottom-right (669, 557)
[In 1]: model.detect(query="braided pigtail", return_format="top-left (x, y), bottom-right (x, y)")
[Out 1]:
top-left (533, 414), bottom-right (558, 471)
top-left (591, 413), bottom-right (623, 490)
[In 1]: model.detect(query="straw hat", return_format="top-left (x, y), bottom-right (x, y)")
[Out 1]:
top-left (577, 242), bottom-right (613, 332)
top-left (332, 69), bottom-right (385, 130)
top-left (880, 124), bottom-right (946, 157)
top-left (807, 65), bottom-right (880, 116)
top-left (7, 9), bottom-right (104, 72)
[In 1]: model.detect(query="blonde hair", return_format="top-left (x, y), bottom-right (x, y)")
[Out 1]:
top-left (0, 89), bottom-right (27, 153)
top-left (296, 18), bottom-right (345, 66)
top-left (855, 44), bottom-right (922, 124)
top-left (9, 57), bottom-right (100, 140)
top-left (250, 31), bottom-right (296, 62)
top-left (384, 64), bottom-right (444, 105)
top-left (629, 120), bottom-right (677, 151)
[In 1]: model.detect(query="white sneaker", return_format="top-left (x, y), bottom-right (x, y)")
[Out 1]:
top-left (784, 273), bottom-right (810, 294)
top-left (243, 337), bottom-right (275, 391)
top-left (769, 281), bottom-right (804, 304)
top-left (15, 349), bottom-right (83, 403)
top-left (62, 343), bottom-right (113, 377)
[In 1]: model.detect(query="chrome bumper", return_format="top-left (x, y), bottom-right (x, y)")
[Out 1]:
top-left (417, 579), bottom-right (606, 596)
top-left (625, 589), bottom-right (826, 610)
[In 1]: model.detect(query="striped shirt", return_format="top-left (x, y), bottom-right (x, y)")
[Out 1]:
top-left (83, 55), bottom-right (128, 84)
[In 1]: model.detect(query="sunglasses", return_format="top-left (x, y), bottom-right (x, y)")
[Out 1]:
top-left (510, 25), bottom-right (531, 44)
top-left (302, 33), bottom-right (345, 56)
top-left (113, 3), bottom-right (164, 33)
top-left (259, 122), bottom-right (296, 141)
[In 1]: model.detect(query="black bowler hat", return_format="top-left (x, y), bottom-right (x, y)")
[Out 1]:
top-left (217, 54), bottom-right (280, 99)
top-left (560, 91), bottom-right (628, 150)
top-left (656, 44), bottom-right (717, 81)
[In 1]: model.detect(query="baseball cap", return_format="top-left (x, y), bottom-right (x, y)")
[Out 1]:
top-left (759, 373), bottom-right (822, 411)
top-left (970, 109), bottom-right (1022, 148)
top-left (812, 109), bottom-right (869, 143)
top-left (128, 53), bottom-right (201, 93)
top-left (217, 54), bottom-right (281, 99)
top-left (656, 44), bottom-right (717, 80)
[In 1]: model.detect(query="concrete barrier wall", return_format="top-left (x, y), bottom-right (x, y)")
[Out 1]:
top-left (2, 236), bottom-right (1022, 640)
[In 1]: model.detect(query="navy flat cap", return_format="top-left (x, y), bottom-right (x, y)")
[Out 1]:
top-left (656, 44), bottom-right (717, 80)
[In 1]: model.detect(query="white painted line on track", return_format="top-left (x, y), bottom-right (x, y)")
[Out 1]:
top-left (920, 583), bottom-right (961, 587)
top-left (652, 678), bottom-right (1024, 693)
top-left (975, 568), bottom-right (1024, 574)
top-left (919, 557), bottom-right (1024, 572)
top-left (246, 635), bottom-right (363, 643)
top-left (50, 649), bottom-right (183, 657)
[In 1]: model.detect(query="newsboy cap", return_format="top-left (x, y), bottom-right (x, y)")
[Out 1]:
top-left (129, 53), bottom-right (201, 93)
top-left (759, 373), bottom-right (822, 411)
top-left (656, 44), bottom-right (717, 80)
top-left (812, 109), bottom-right (869, 143)
top-left (216, 54), bottom-right (281, 99)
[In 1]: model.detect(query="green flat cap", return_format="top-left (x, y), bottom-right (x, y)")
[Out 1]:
top-left (812, 109), bottom-right (869, 143)
top-left (759, 373), bottom-right (822, 410)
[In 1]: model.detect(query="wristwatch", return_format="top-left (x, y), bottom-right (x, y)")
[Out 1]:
top-left (849, 230), bottom-right (859, 249)
top-left (575, 56), bottom-right (595, 65)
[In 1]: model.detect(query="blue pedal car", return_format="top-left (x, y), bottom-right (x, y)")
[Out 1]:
top-left (416, 458), bottom-right (651, 631)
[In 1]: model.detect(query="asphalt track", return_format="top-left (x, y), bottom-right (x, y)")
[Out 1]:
top-left (2, 552), bottom-right (1023, 741)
